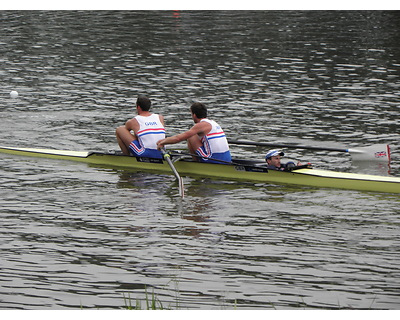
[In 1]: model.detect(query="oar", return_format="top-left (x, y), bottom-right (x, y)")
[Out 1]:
top-left (161, 149), bottom-right (184, 198)
top-left (228, 140), bottom-right (391, 163)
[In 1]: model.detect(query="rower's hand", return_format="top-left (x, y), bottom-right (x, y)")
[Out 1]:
top-left (156, 139), bottom-right (165, 150)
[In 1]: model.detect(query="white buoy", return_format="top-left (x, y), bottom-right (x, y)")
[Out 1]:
top-left (10, 91), bottom-right (19, 98)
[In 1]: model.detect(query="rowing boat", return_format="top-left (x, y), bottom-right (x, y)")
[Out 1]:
top-left (1, 145), bottom-right (399, 194)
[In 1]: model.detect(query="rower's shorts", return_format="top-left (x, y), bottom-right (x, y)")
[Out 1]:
top-left (196, 148), bottom-right (232, 164)
top-left (129, 140), bottom-right (163, 159)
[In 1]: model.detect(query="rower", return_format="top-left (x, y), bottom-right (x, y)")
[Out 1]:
top-left (265, 149), bottom-right (299, 171)
top-left (116, 95), bottom-right (166, 159)
top-left (156, 102), bottom-right (231, 164)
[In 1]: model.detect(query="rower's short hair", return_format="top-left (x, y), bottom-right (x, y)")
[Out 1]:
top-left (190, 102), bottom-right (207, 119)
top-left (136, 96), bottom-right (151, 111)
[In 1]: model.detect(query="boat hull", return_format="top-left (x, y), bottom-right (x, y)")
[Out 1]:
top-left (1, 145), bottom-right (399, 194)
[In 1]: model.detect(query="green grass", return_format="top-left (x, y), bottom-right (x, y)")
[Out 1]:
top-left (123, 286), bottom-right (165, 310)
top-left (122, 284), bottom-right (240, 310)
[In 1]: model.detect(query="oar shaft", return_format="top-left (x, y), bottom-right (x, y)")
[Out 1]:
top-left (228, 140), bottom-right (348, 153)
top-left (162, 149), bottom-right (184, 198)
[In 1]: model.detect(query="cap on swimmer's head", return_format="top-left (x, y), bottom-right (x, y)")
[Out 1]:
top-left (265, 149), bottom-right (284, 160)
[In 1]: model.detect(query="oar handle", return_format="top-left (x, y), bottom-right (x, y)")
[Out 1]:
top-left (228, 140), bottom-right (348, 153)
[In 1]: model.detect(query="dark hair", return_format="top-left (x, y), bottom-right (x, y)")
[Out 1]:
top-left (190, 102), bottom-right (207, 119)
top-left (136, 96), bottom-right (151, 111)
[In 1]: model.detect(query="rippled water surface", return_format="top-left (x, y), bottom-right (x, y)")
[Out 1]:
top-left (1, 11), bottom-right (399, 310)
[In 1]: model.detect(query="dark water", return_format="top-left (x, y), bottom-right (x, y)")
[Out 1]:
top-left (0, 11), bottom-right (399, 310)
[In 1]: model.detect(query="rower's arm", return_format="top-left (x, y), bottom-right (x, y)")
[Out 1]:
top-left (125, 118), bottom-right (139, 135)
top-left (157, 122), bottom-right (210, 148)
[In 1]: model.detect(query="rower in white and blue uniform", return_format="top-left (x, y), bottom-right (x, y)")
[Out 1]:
top-left (116, 95), bottom-right (166, 159)
top-left (156, 102), bottom-right (231, 164)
